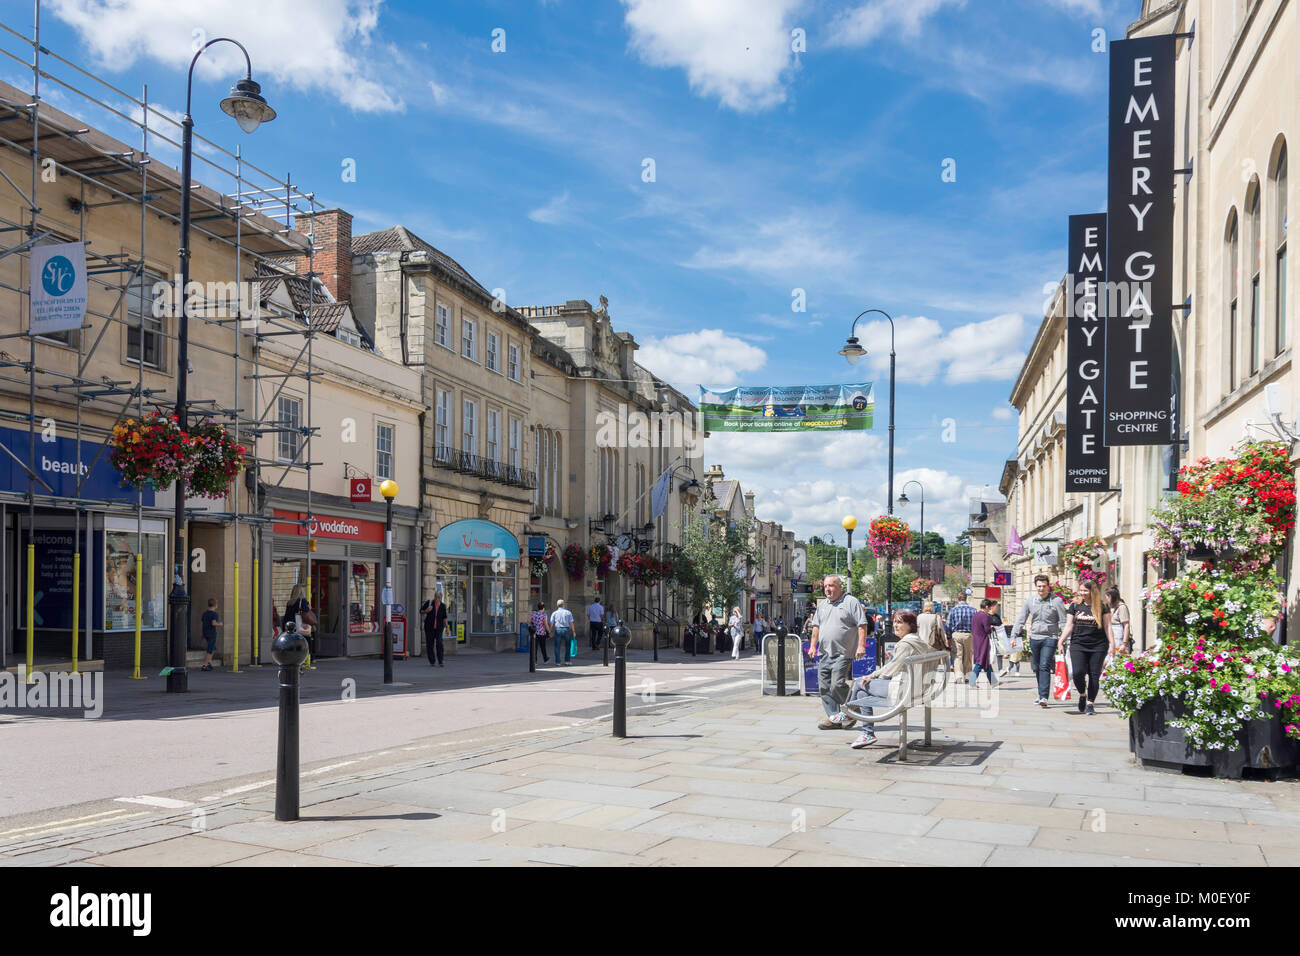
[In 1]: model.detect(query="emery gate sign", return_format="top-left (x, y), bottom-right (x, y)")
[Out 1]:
top-left (1064, 34), bottom-right (1177, 492)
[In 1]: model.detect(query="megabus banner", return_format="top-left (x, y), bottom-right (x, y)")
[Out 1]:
top-left (1066, 213), bottom-right (1110, 491)
top-left (1104, 35), bottom-right (1177, 446)
top-left (699, 384), bottom-right (873, 432)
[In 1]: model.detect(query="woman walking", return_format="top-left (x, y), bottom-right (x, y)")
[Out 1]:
top-left (1060, 581), bottom-right (1114, 715)
top-left (729, 606), bottom-right (744, 659)
top-left (529, 600), bottom-right (550, 663)
top-left (969, 598), bottom-right (999, 687)
top-left (423, 591), bottom-right (448, 667)
top-left (1107, 586), bottom-right (1132, 653)
top-left (285, 584), bottom-right (318, 659)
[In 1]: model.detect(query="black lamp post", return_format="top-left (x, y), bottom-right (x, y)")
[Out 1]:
top-left (816, 534), bottom-right (840, 574)
top-left (899, 480), bottom-right (926, 583)
top-left (167, 39), bottom-right (275, 694)
top-left (841, 515), bottom-right (857, 589)
top-left (840, 308), bottom-right (896, 652)
top-left (380, 479), bottom-right (398, 684)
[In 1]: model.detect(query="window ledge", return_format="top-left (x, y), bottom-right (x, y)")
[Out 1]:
top-left (1203, 348), bottom-right (1291, 427)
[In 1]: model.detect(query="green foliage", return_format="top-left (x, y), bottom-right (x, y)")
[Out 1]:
top-left (906, 531), bottom-right (947, 559)
top-left (942, 569), bottom-right (970, 600)
top-left (862, 562), bottom-right (917, 604)
top-left (669, 498), bottom-right (761, 616)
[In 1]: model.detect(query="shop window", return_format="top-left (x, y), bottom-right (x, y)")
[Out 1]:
top-left (349, 561), bottom-right (377, 634)
top-left (103, 530), bottom-right (166, 630)
top-left (272, 558), bottom-right (308, 622)
top-left (471, 564), bottom-right (515, 634)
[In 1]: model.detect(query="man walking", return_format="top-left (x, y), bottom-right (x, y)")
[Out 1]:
top-left (587, 597), bottom-right (606, 650)
top-left (1011, 574), bottom-right (1069, 707)
top-left (945, 591), bottom-right (975, 683)
top-left (808, 574), bottom-right (869, 730)
top-left (551, 599), bottom-right (576, 666)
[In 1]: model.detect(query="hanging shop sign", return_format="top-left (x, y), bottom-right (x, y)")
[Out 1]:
top-left (349, 478), bottom-right (372, 502)
top-left (1104, 35), bottom-right (1177, 446)
top-left (30, 241), bottom-right (88, 335)
top-left (699, 384), bottom-right (873, 432)
top-left (1066, 213), bottom-right (1111, 491)
top-left (1033, 539), bottom-right (1061, 566)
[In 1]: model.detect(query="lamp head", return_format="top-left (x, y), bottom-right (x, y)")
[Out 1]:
top-left (898, 491), bottom-right (909, 505)
top-left (220, 77), bottom-right (276, 133)
top-left (841, 515), bottom-right (858, 532)
top-left (839, 336), bottom-right (867, 366)
top-left (379, 479), bottom-right (399, 500)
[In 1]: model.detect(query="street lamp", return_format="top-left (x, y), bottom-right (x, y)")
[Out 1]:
top-left (167, 38), bottom-right (275, 694)
top-left (815, 533), bottom-right (840, 574)
top-left (841, 515), bottom-right (857, 589)
top-left (899, 480), bottom-right (925, 583)
top-left (380, 479), bottom-right (398, 684)
top-left (840, 309), bottom-right (895, 650)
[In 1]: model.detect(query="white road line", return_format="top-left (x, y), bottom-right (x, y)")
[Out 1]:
top-left (114, 795), bottom-right (194, 809)
top-left (303, 760), bottom-right (358, 776)
top-left (695, 678), bottom-right (762, 692)
top-left (200, 778), bottom-right (275, 801)
top-left (0, 807), bottom-right (132, 838)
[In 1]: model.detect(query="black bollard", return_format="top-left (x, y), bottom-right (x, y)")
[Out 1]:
top-left (776, 625), bottom-right (787, 696)
top-left (528, 623), bottom-right (536, 673)
top-left (610, 623), bottom-right (631, 738)
top-left (273, 623), bottom-right (309, 822)
top-left (652, 623), bottom-right (659, 662)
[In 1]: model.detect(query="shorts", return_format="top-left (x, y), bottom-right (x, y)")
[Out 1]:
top-left (204, 633), bottom-right (218, 654)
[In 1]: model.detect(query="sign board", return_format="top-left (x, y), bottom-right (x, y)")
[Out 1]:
top-left (985, 586), bottom-right (1002, 600)
top-left (762, 636), bottom-right (803, 692)
top-left (1104, 35), bottom-right (1177, 445)
top-left (349, 478), bottom-right (372, 502)
top-left (1066, 213), bottom-right (1111, 490)
top-left (1033, 539), bottom-right (1060, 566)
top-left (993, 571), bottom-right (1012, 586)
top-left (272, 510), bottom-right (385, 542)
top-left (436, 519), bottom-right (520, 561)
top-left (790, 547), bottom-right (807, 574)
top-left (391, 616), bottom-right (407, 656)
top-left (31, 241), bottom-right (88, 335)
top-left (527, 535), bottom-right (546, 557)
top-left (699, 383), bottom-right (874, 432)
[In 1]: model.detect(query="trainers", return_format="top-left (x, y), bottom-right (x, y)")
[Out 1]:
top-left (849, 732), bottom-right (878, 749)
top-left (1086, 703), bottom-right (1096, 715)
top-left (200, 664), bottom-right (213, 672)
top-left (839, 714), bottom-right (856, 729)
top-left (817, 718), bottom-right (840, 730)
top-left (1077, 697), bottom-right (1087, 714)
top-left (1037, 698), bottom-right (1048, 708)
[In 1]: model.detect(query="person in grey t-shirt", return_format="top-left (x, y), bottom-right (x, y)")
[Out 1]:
top-left (808, 574), bottom-right (869, 729)
top-left (1011, 574), bottom-right (1069, 706)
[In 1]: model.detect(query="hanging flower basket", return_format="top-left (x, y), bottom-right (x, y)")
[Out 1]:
top-left (109, 411), bottom-right (193, 492)
top-left (562, 544), bottom-right (588, 581)
top-left (1059, 536), bottom-right (1109, 585)
top-left (186, 419), bottom-right (246, 500)
top-left (530, 543), bottom-right (558, 579)
top-left (617, 553), bottom-right (669, 587)
top-left (868, 515), bottom-right (910, 560)
top-left (590, 542), bottom-right (613, 577)
top-left (909, 577), bottom-right (936, 596)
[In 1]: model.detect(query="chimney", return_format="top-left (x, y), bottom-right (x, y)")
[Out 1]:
top-left (744, 491), bottom-right (756, 513)
top-left (704, 464), bottom-right (725, 480)
top-left (294, 208), bottom-right (352, 304)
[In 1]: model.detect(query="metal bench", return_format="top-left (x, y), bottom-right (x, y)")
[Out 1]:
top-left (840, 650), bottom-right (951, 761)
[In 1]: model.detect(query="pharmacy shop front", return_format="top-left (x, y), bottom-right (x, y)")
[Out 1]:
top-left (270, 508), bottom-right (416, 658)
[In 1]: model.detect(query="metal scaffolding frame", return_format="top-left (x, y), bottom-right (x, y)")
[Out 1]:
top-left (0, 5), bottom-right (327, 673)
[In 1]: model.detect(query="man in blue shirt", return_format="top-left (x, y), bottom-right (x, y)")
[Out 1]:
top-left (945, 592), bottom-right (975, 683)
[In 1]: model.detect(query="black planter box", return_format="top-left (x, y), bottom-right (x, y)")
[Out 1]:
top-left (1130, 696), bottom-right (1297, 777)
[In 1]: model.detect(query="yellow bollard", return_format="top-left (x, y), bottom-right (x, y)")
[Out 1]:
top-left (132, 552), bottom-right (143, 680)
top-left (25, 543), bottom-right (34, 684)
top-left (232, 561), bottom-right (240, 673)
top-left (71, 551), bottom-right (80, 674)
top-left (251, 556), bottom-right (260, 666)
top-left (303, 576), bottom-right (315, 669)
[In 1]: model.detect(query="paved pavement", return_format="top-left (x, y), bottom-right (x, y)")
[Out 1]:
top-left (3, 659), bottom-right (1299, 866)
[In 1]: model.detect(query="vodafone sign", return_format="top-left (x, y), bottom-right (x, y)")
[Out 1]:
top-left (273, 509), bottom-right (384, 543)
top-left (350, 478), bottom-right (372, 502)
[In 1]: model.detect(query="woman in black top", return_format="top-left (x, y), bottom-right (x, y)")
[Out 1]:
top-left (423, 592), bottom-right (449, 667)
top-left (1059, 580), bottom-right (1113, 715)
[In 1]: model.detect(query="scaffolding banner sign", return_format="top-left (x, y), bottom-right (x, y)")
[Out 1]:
top-left (30, 242), bottom-right (88, 335)
top-left (1066, 213), bottom-right (1111, 491)
top-left (1104, 35), bottom-right (1177, 446)
top-left (698, 384), bottom-right (873, 432)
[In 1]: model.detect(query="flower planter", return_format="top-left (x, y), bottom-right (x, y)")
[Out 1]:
top-left (1130, 696), bottom-right (1297, 778)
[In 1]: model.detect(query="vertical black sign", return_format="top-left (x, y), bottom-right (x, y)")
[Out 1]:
top-left (1104, 35), bottom-right (1177, 446)
top-left (1066, 213), bottom-right (1110, 491)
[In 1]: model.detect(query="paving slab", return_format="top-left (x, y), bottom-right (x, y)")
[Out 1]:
top-left (1030, 827), bottom-right (1267, 866)
top-left (774, 827), bottom-right (994, 867)
top-left (641, 837), bottom-right (796, 867)
top-left (505, 779), bottom-right (683, 809)
top-left (84, 835), bottom-right (267, 867)
top-left (925, 818), bottom-right (1039, 846)
top-left (654, 793), bottom-right (846, 828)
top-left (630, 811), bottom-right (792, 847)
top-left (929, 798), bottom-right (1085, 829)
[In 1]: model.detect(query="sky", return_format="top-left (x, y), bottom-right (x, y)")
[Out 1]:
top-left (5, 0), bottom-right (1141, 546)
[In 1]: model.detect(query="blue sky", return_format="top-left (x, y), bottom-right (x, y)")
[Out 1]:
top-left (10, 0), bottom-right (1139, 542)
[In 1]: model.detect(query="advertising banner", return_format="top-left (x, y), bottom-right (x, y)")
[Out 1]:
top-left (30, 241), bottom-right (88, 335)
top-left (698, 384), bottom-right (873, 432)
top-left (1104, 35), bottom-right (1177, 446)
top-left (1066, 213), bottom-right (1111, 490)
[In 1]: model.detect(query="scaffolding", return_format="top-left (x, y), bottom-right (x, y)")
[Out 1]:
top-left (0, 4), bottom-right (329, 674)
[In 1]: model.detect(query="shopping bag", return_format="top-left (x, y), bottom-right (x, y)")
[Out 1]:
top-left (570, 637), bottom-right (578, 658)
top-left (992, 626), bottom-right (1011, 657)
top-left (1051, 654), bottom-right (1071, 700)
top-left (1007, 632), bottom-right (1025, 654)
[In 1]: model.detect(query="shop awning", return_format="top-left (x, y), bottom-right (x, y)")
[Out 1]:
top-left (436, 519), bottom-right (519, 561)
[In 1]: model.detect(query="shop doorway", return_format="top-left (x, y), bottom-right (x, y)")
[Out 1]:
top-left (313, 560), bottom-right (344, 657)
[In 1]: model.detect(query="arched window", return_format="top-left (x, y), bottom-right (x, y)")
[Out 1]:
top-left (534, 428), bottom-right (543, 511)
top-left (1226, 210), bottom-right (1239, 391)
top-left (551, 433), bottom-right (561, 515)
top-left (1248, 179), bottom-right (1262, 375)
top-left (1276, 143), bottom-right (1289, 355)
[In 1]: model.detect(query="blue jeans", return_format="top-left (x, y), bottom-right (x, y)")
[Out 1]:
top-left (845, 678), bottom-right (893, 722)
top-left (818, 653), bottom-right (854, 718)
top-left (1030, 637), bottom-right (1056, 699)
top-left (969, 662), bottom-right (998, 686)
top-left (554, 629), bottom-right (571, 664)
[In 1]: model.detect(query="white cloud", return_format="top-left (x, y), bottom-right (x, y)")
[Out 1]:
top-left (47, 0), bottom-right (402, 112)
top-left (621, 0), bottom-right (804, 111)
top-left (1043, 0), bottom-right (1105, 17)
top-left (637, 328), bottom-right (767, 390)
top-left (827, 0), bottom-right (965, 47)
top-left (528, 191), bottom-right (572, 225)
top-left (850, 313), bottom-right (1028, 386)
top-left (683, 213), bottom-right (856, 278)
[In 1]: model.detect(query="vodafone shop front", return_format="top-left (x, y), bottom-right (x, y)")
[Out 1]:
top-left (271, 509), bottom-right (412, 658)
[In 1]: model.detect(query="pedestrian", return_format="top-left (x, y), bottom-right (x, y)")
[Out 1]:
top-left (915, 600), bottom-right (946, 655)
top-left (808, 574), bottom-right (869, 730)
top-left (1011, 573), bottom-right (1070, 708)
top-left (988, 601), bottom-right (1007, 674)
top-left (284, 584), bottom-right (319, 659)
top-left (844, 610), bottom-right (935, 749)
top-left (422, 592), bottom-right (449, 667)
top-left (969, 598), bottom-right (999, 687)
top-left (528, 600), bottom-right (550, 663)
top-left (587, 596), bottom-right (605, 650)
top-left (201, 597), bottom-right (221, 672)
top-left (550, 599), bottom-right (575, 666)
top-left (1061, 581), bottom-right (1114, 715)
top-left (1107, 586), bottom-right (1132, 654)
top-left (729, 606), bottom-right (744, 659)
top-left (944, 591), bottom-right (975, 683)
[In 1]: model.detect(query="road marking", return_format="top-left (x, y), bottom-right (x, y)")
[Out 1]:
top-left (200, 778), bottom-right (275, 801)
top-left (0, 808), bottom-right (131, 838)
top-left (115, 795), bottom-right (194, 809)
top-left (694, 678), bottom-right (762, 692)
top-left (304, 761), bottom-right (358, 776)
top-left (0, 810), bottom-right (147, 841)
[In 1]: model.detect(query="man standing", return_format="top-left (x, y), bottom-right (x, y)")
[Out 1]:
top-left (945, 591), bottom-right (975, 683)
top-left (587, 597), bottom-right (606, 650)
top-left (1011, 574), bottom-right (1069, 707)
top-left (808, 574), bottom-right (869, 730)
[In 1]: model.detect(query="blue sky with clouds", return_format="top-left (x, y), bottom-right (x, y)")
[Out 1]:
top-left (11, 0), bottom-right (1139, 541)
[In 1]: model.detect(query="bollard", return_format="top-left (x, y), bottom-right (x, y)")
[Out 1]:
top-left (652, 623), bottom-right (659, 662)
top-left (776, 625), bottom-right (787, 696)
top-left (272, 622), bottom-right (309, 822)
top-left (528, 623), bottom-right (536, 673)
top-left (610, 623), bottom-right (631, 738)
top-left (602, 625), bottom-right (610, 667)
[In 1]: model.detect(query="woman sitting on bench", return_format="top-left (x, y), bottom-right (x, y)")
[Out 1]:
top-left (843, 610), bottom-right (934, 750)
